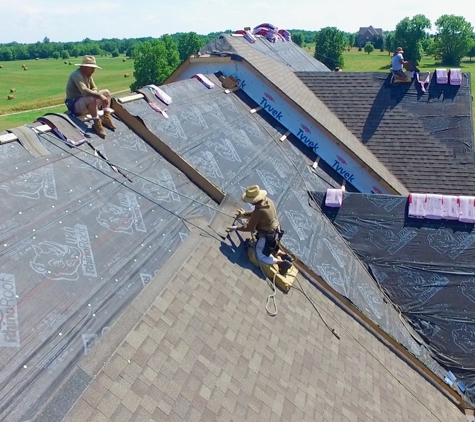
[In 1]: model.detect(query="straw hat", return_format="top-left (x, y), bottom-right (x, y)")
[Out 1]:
top-left (75, 55), bottom-right (102, 69)
top-left (242, 185), bottom-right (267, 204)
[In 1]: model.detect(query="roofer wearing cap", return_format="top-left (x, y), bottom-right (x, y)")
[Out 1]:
top-left (227, 185), bottom-right (292, 275)
top-left (65, 55), bottom-right (116, 138)
top-left (391, 47), bottom-right (408, 79)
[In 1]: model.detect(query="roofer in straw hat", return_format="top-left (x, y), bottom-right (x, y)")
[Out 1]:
top-left (65, 55), bottom-right (116, 138)
top-left (227, 185), bottom-right (293, 275)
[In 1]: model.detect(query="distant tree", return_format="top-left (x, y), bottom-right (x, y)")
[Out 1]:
top-left (292, 32), bottom-right (304, 47)
top-left (384, 32), bottom-right (396, 56)
top-left (467, 39), bottom-right (475, 62)
top-left (101, 40), bottom-right (117, 54)
top-left (61, 50), bottom-right (69, 59)
top-left (52, 51), bottom-right (60, 59)
top-left (43, 36), bottom-right (50, 44)
top-left (394, 14), bottom-right (431, 64)
top-left (126, 45), bottom-right (136, 58)
top-left (131, 37), bottom-right (180, 90)
top-left (177, 32), bottom-right (205, 62)
top-left (364, 43), bottom-right (374, 54)
top-left (112, 49), bottom-right (120, 57)
top-left (421, 37), bottom-right (437, 58)
top-left (12, 44), bottom-right (30, 60)
top-left (372, 35), bottom-right (384, 49)
top-left (161, 34), bottom-right (180, 68)
top-left (314, 27), bottom-right (347, 69)
top-left (70, 47), bottom-right (79, 58)
top-left (434, 15), bottom-right (473, 66)
top-left (0, 47), bottom-right (14, 61)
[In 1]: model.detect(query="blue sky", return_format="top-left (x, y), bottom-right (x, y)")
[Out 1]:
top-left (0, 0), bottom-right (471, 43)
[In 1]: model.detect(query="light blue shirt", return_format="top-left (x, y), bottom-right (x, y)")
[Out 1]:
top-left (392, 53), bottom-right (404, 71)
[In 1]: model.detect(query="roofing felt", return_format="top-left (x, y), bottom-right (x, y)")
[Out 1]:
top-left (121, 75), bottom-right (445, 380)
top-left (200, 33), bottom-right (330, 72)
top-left (0, 118), bottom-right (215, 420)
top-left (316, 191), bottom-right (475, 405)
top-left (296, 71), bottom-right (475, 195)
top-left (0, 73), bottom-right (454, 419)
top-left (198, 35), bottom-right (408, 194)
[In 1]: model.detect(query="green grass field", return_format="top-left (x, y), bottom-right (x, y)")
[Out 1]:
top-left (1, 48), bottom-right (474, 131)
top-left (0, 55), bottom-right (134, 131)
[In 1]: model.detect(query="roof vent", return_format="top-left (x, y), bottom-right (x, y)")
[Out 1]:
top-left (435, 68), bottom-right (448, 84)
top-left (449, 69), bottom-right (462, 86)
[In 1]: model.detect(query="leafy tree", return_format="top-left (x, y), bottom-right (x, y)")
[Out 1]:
top-left (467, 39), bottom-right (475, 62)
top-left (434, 15), bottom-right (473, 66)
top-left (177, 32), bottom-right (205, 62)
top-left (43, 36), bottom-right (50, 44)
top-left (422, 37), bottom-right (437, 58)
top-left (292, 32), bottom-right (304, 47)
top-left (287, 29), bottom-right (318, 44)
top-left (0, 47), bottom-right (14, 61)
top-left (372, 35), bottom-right (384, 49)
top-left (161, 35), bottom-right (180, 69)
top-left (61, 50), bottom-right (70, 59)
top-left (70, 47), bottom-right (79, 58)
top-left (126, 45), bottom-right (136, 58)
top-left (384, 32), bottom-right (396, 55)
top-left (131, 37), bottom-right (180, 90)
top-left (364, 43), bottom-right (374, 54)
top-left (314, 27), bottom-right (347, 69)
top-left (52, 51), bottom-right (60, 59)
top-left (112, 49), bottom-right (120, 57)
top-left (394, 14), bottom-right (431, 64)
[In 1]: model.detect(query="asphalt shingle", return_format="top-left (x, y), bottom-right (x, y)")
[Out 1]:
top-left (297, 71), bottom-right (475, 194)
top-left (64, 234), bottom-right (466, 422)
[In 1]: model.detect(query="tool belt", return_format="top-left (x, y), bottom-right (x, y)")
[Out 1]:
top-left (261, 228), bottom-right (284, 256)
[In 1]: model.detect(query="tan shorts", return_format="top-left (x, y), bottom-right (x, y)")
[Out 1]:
top-left (72, 89), bottom-right (110, 115)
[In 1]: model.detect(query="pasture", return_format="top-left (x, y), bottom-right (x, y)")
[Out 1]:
top-left (0, 55), bottom-right (134, 130)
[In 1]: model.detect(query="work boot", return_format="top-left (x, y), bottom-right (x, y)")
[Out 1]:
top-left (92, 118), bottom-right (106, 138)
top-left (281, 254), bottom-right (293, 262)
top-left (278, 260), bottom-right (292, 276)
top-left (101, 112), bottom-right (116, 131)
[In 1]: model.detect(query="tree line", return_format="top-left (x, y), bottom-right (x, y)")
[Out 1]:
top-left (0, 32), bottom-right (228, 62)
top-left (311, 14), bottom-right (475, 70)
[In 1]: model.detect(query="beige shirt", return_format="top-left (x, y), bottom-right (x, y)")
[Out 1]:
top-left (65, 68), bottom-right (101, 100)
top-left (243, 198), bottom-right (279, 237)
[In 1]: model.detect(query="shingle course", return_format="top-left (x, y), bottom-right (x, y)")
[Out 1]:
top-left (297, 71), bottom-right (475, 194)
